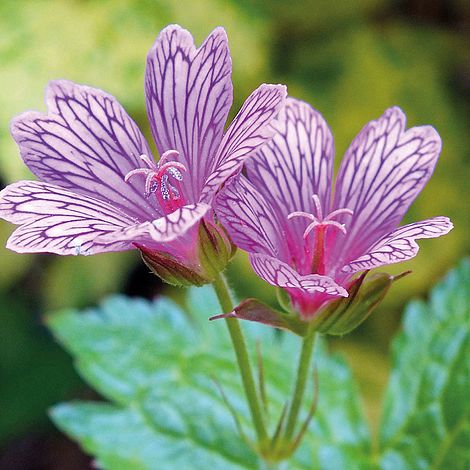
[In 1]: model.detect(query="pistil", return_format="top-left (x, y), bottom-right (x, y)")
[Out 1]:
top-left (288, 194), bottom-right (353, 275)
top-left (124, 150), bottom-right (187, 214)
top-left (311, 224), bottom-right (326, 274)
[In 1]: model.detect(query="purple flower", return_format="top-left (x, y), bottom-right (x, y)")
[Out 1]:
top-left (216, 98), bottom-right (453, 318)
top-left (0, 25), bottom-right (286, 278)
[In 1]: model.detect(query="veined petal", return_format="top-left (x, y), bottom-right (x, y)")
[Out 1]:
top-left (11, 80), bottom-right (158, 222)
top-left (249, 253), bottom-right (348, 297)
top-left (343, 216), bottom-right (453, 273)
top-left (95, 203), bottom-right (211, 245)
top-left (245, 97), bottom-right (334, 247)
top-left (333, 107), bottom-right (442, 262)
top-left (145, 25), bottom-right (233, 201)
top-left (0, 181), bottom-right (137, 255)
top-left (150, 203), bottom-right (210, 242)
top-left (200, 83), bottom-right (287, 203)
top-left (215, 175), bottom-right (285, 258)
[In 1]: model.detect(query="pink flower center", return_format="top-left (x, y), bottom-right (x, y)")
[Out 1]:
top-left (287, 194), bottom-right (353, 275)
top-left (124, 150), bottom-right (187, 214)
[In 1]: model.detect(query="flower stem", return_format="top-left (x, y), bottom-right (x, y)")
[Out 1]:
top-left (283, 330), bottom-right (317, 442)
top-left (212, 273), bottom-right (268, 444)
top-left (258, 459), bottom-right (287, 470)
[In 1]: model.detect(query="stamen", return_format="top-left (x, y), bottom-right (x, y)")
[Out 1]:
top-left (159, 161), bottom-right (187, 175)
top-left (168, 182), bottom-right (180, 199)
top-left (160, 174), bottom-right (170, 200)
top-left (145, 172), bottom-right (157, 197)
top-left (167, 167), bottom-right (183, 180)
top-left (123, 151), bottom-right (187, 212)
top-left (149, 180), bottom-right (159, 194)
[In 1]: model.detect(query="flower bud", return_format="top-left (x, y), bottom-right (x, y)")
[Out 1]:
top-left (211, 270), bottom-right (409, 336)
top-left (136, 220), bottom-right (236, 288)
top-left (197, 220), bottom-right (235, 279)
top-left (310, 271), bottom-right (409, 335)
top-left (138, 245), bottom-right (208, 287)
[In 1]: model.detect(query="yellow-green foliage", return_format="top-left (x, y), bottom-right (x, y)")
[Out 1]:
top-left (0, 0), bottom-right (468, 440)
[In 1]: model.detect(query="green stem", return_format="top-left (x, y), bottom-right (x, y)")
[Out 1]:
top-left (258, 459), bottom-right (286, 470)
top-left (212, 273), bottom-right (268, 443)
top-left (283, 330), bottom-right (316, 441)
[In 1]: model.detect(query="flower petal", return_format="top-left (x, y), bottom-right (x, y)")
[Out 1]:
top-left (200, 83), bottom-right (287, 202)
top-left (333, 107), bottom-right (442, 262)
top-left (145, 25), bottom-right (233, 201)
top-left (249, 253), bottom-right (348, 297)
top-left (245, 97), bottom-right (334, 245)
top-left (11, 80), bottom-right (158, 221)
top-left (342, 216), bottom-right (453, 273)
top-left (215, 175), bottom-right (285, 257)
top-left (95, 203), bottom-right (211, 246)
top-left (0, 181), bottom-right (137, 255)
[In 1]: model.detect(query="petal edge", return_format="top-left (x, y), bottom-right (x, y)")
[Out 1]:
top-left (342, 216), bottom-right (453, 273)
top-left (250, 253), bottom-right (348, 297)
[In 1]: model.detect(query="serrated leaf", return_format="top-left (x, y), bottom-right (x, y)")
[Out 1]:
top-left (51, 402), bottom-right (255, 470)
top-left (47, 285), bottom-right (371, 469)
top-left (379, 259), bottom-right (470, 469)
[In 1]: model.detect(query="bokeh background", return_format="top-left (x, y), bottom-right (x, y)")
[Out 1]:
top-left (0, 0), bottom-right (468, 467)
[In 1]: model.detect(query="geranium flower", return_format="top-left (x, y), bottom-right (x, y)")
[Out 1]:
top-left (0, 25), bottom-right (286, 282)
top-left (216, 98), bottom-right (453, 318)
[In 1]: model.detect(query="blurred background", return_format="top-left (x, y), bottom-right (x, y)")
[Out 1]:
top-left (0, 0), bottom-right (468, 467)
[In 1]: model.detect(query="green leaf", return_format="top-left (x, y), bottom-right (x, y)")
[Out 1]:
top-left (47, 286), bottom-right (371, 469)
top-left (379, 259), bottom-right (470, 469)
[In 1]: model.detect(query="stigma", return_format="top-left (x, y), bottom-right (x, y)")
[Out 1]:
top-left (287, 195), bottom-right (353, 238)
top-left (288, 194), bottom-right (353, 274)
top-left (124, 150), bottom-right (187, 213)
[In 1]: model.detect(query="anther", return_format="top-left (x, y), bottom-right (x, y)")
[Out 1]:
top-left (124, 151), bottom-right (187, 212)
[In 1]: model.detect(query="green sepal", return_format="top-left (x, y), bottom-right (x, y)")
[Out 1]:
top-left (276, 286), bottom-right (293, 313)
top-left (139, 245), bottom-right (208, 287)
top-left (136, 220), bottom-right (235, 288)
top-left (197, 220), bottom-right (235, 279)
top-left (210, 298), bottom-right (309, 337)
top-left (311, 271), bottom-right (410, 335)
